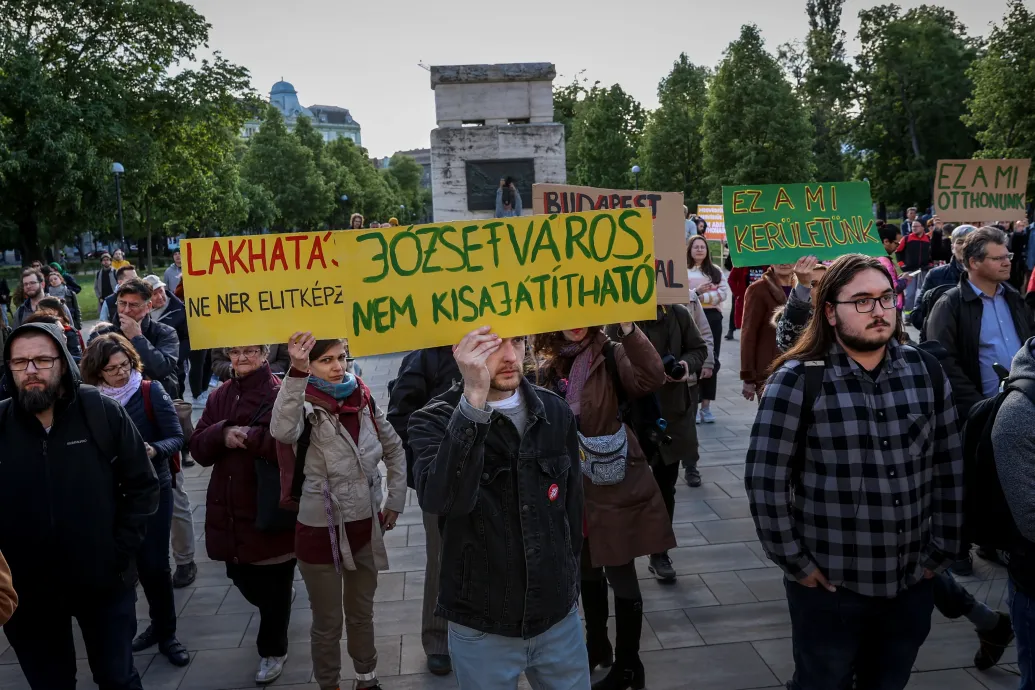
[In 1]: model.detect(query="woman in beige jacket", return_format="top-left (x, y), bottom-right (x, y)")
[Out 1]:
top-left (270, 332), bottom-right (407, 690)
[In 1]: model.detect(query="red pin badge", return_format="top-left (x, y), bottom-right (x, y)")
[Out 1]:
top-left (548, 484), bottom-right (559, 501)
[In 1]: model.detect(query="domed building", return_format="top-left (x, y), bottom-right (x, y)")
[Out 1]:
top-left (242, 80), bottom-right (362, 146)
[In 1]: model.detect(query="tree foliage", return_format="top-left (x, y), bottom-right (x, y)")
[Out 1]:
top-left (850, 5), bottom-right (978, 211)
top-left (963, 0), bottom-right (1035, 197)
top-left (639, 54), bottom-right (710, 208)
top-left (702, 25), bottom-right (814, 200)
top-left (569, 84), bottom-right (645, 189)
top-left (801, 0), bottom-right (852, 181)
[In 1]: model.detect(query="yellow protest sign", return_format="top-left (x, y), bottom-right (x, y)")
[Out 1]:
top-left (181, 231), bottom-right (348, 350)
top-left (181, 210), bottom-right (658, 356)
top-left (337, 209), bottom-right (658, 356)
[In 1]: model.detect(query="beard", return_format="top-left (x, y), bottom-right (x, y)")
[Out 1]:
top-left (18, 377), bottom-right (62, 414)
top-left (835, 318), bottom-right (894, 352)
top-left (490, 370), bottom-right (522, 393)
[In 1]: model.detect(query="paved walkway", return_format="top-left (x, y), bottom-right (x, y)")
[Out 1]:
top-left (0, 310), bottom-right (1019, 689)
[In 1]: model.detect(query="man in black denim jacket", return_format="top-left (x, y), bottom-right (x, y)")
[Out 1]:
top-left (408, 326), bottom-right (588, 688)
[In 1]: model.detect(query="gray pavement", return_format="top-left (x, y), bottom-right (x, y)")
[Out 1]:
top-left (0, 310), bottom-right (1019, 689)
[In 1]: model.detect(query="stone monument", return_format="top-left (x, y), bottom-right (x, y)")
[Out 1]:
top-left (429, 63), bottom-right (566, 222)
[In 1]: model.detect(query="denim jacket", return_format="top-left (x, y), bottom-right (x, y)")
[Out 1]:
top-left (408, 378), bottom-right (583, 639)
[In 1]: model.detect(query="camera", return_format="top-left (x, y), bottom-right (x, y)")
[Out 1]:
top-left (643, 417), bottom-right (673, 448)
top-left (661, 354), bottom-right (686, 381)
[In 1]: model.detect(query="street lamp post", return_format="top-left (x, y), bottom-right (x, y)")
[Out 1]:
top-left (631, 165), bottom-right (641, 190)
top-left (111, 162), bottom-right (126, 253)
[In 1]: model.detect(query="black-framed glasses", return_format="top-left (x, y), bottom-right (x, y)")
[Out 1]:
top-left (8, 356), bottom-right (59, 371)
top-left (830, 294), bottom-right (896, 314)
top-left (102, 361), bottom-right (133, 375)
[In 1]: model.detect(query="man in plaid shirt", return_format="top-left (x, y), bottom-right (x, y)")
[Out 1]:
top-left (746, 254), bottom-right (963, 690)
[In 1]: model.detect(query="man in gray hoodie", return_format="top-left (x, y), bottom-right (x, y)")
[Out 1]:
top-left (992, 337), bottom-right (1035, 685)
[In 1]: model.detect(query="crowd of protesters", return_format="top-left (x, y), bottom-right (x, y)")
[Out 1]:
top-left (0, 209), bottom-right (1034, 690)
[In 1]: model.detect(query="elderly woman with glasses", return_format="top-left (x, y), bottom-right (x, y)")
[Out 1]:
top-left (80, 332), bottom-right (187, 667)
top-left (188, 344), bottom-right (296, 685)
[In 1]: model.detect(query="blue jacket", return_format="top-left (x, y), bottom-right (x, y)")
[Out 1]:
top-left (155, 294), bottom-right (190, 366)
top-left (124, 380), bottom-right (183, 483)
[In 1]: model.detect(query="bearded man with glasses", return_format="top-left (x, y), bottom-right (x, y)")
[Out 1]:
top-left (0, 321), bottom-right (159, 689)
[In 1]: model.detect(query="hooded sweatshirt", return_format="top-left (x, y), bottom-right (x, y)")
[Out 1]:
top-left (992, 338), bottom-right (1035, 594)
top-left (0, 322), bottom-right (159, 597)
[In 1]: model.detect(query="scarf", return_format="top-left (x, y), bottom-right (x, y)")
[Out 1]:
top-left (99, 369), bottom-right (143, 406)
top-left (559, 339), bottom-right (594, 416)
top-left (307, 372), bottom-right (357, 401)
top-left (47, 285), bottom-right (69, 299)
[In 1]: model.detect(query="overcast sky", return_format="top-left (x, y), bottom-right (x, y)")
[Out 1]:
top-left (188, 0), bottom-right (1012, 158)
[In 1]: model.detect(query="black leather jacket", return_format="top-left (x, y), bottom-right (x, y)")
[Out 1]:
top-left (409, 378), bottom-right (583, 638)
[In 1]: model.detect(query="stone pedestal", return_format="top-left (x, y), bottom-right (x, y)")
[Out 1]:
top-left (430, 63), bottom-right (566, 222)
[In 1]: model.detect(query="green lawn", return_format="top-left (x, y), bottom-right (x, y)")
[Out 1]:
top-left (78, 287), bottom-right (100, 322)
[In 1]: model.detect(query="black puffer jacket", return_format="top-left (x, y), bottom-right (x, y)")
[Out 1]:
top-left (0, 323), bottom-right (158, 598)
top-left (387, 346), bottom-right (460, 489)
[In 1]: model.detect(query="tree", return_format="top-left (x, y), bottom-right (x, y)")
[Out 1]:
top-left (964, 0), bottom-right (1035, 198)
top-left (701, 25), bottom-right (814, 200)
top-left (569, 84), bottom-right (645, 188)
top-left (851, 5), bottom-right (978, 211)
top-left (801, 0), bottom-right (853, 182)
top-left (638, 54), bottom-right (709, 208)
top-left (0, 0), bottom-right (215, 260)
top-left (240, 108), bottom-right (334, 231)
top-left (552, 73), bottom-right (587, 180)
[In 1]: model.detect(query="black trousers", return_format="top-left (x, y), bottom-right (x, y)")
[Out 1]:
top-left (651, 456), bottom-right (679, 531)
top-left (580, 543), bottom-right (640, 600)
top-left (4, 585), bottom-right (142, 690)
top-left (700, 308), bottom-right (723, 401)
top-left (226, 559), bottom-right (296, 658)
top-left (187, 349), bottom-right (212, 399)
top-left (785, 577), bottom-right (933, 690)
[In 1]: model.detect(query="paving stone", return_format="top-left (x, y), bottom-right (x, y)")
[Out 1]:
top-left (175, 613), bottom-right (252, 651)
top-left (701, 571), bottom-right (758, 605)
top-left (914, 618), bottom-right (1017, 671)
top-left (751, 637), bottom-right (793, 684)
top-left (671, 521), bottom-right (709, 548)
top-left (704, 497), bottom-right (752, 519)
top-left (695, 517), bottom-right (758, 544)
top-left (179, 642), bottom-right (312, 690)
top-left (637, 574), bottom-right (719, 611)
top-left (686, 600), bottom-right (791, 644)
top-left (637, 643), bottom-right (780, 689)
top-left (671, 500), bottom-right (720, 524)
top-left (905, 669), bottom-right (987, 689)
top-left (736, 568), bottom-right (788, 601)
top-left (644, 609), bottom-right (706, 648)
top-left (387, 546), bottom-right (431, 573)
top-left (375, 571), bottom-right (407, 603)
top-left (638, 543), bottom-right (767, 577)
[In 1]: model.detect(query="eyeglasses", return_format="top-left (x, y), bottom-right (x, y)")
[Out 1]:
top-left (830, 294), bottom-right (896, 313)
top-left (8, 356), bottom-right (59, 371)
top-left (985, 252), bottom-right (1014, 263)
top-left (116, 299), bottom-right (148, 310)
top-left (228, 348), bottom-right (263, 359)
top-left (102, 361), bottom-right (132, 375)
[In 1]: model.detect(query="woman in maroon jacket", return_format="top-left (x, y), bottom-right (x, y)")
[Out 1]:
top-left (188, 345), bottom-right (296, 685)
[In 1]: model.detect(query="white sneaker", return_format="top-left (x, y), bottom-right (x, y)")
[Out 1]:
top-left (256, 654), bottom-right (287, 684)
top-left (191, 390), bottom-right (210, 410)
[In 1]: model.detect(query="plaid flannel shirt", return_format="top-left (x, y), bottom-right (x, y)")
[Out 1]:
top-left (745, 340), bottom-right (963, 598)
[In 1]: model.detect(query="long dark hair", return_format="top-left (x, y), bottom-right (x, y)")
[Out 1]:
top-left (686, 236), bottom-right (721, 284)
top-left (531, 328), bottom-right (601, 384)
top-left (767, 254), bottom-right (901, 377)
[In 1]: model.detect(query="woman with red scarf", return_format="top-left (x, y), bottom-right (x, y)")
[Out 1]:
top-left (271, 333), bottom-right (407, 690)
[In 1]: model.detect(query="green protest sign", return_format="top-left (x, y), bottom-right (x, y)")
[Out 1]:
top-left (722, 181), bottom-right (881, 267)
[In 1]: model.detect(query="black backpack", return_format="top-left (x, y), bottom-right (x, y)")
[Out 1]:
top-left (961, 380), bottom-right (1035, 552)
top-left (916, 283), bottom-right (955, 341)
top-left (602, 341), bottom-right (669, 462)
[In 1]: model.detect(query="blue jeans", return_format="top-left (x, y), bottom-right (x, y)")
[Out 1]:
top-left (137, 475), bottom-right (175, 639)
top-left (785, 578), bottom-right (934, 690)
top-left (448, 604), bottom-right (590, 690)
top-left (1010, 578), bottom-right (1035, 689)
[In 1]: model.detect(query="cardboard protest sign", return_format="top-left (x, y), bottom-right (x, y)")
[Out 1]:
top-left (722, 181), bottom-right (881, 267)
top-left (337, 209), bottom-right (658, 356)
top-left (181, 231), bottom-right (348, 350)
top-left (533, 183), bottom-right (688, 305)
top-left (182, 210), bottom-right (658, 355)
top-left (932, 159), bottom-right (1030, 222)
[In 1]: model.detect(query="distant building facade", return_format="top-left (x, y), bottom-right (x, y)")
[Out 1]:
top-left (242, 80), bottom-right (362, 146)
top-left (372, 148), bottom-right (432, 190)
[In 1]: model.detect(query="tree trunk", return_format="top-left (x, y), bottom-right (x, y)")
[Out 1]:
top-left (17, 199), bottom-right (42, 265)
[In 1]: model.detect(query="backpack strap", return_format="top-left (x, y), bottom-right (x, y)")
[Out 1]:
top-left (141, 380), bottom-right (156, 425)
top-left (1006, 378), bottom-right (1035, 406)
top-left (290, 418), bottom-right (313, 503)
top-left (792, 360), bottom-right (826, 477)
top-left (80, 386), bottom-right (117, 462)
top-left (905, 345), bottom-right (945, 404)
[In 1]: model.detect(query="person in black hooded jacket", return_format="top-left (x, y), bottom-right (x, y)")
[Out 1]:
top-left (0, 321), bottom-right (158, 690)
top-left (386, 346), bottom-right (460, 675)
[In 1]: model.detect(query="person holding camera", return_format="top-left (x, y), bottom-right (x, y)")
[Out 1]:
top-left (495, 178), bottom-right (522, 218)
top-left (612, 306), bottom-right (707, 582)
